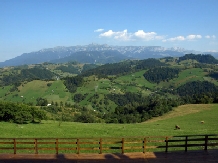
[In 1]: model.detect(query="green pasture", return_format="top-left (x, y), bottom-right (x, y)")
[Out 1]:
top-left (1, 80), bottom-right (71, 104)
top-left (172, 68), bottom-right (208, 87)
top-left (0, 86), bottom-right (12, 98)
top-left (114, 70), bottom-right (156, 89)
top-left (1, 104), bottom-right (217, 138)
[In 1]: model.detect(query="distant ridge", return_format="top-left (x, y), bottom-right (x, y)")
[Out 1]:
top-left (0, 44), bottom-right (216, 67)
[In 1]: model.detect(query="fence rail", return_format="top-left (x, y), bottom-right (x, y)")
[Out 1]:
top-left (0, 134), bottom-right (218, 154)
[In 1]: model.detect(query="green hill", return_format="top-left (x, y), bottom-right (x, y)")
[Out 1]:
top-left (1, 54), bottom-right (218, 124)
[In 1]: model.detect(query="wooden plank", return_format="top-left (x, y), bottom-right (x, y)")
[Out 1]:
top-left (185, 136), bottom-right (188, 152)
top-left (143, 138), bottom-right (146, 153)
top-left (56, 142), bottom-right (77, 144)
top-left (99, 138), bottom-right (102, 154)
top-left (77, 138), bottom-right (80, 154)
top-left (147, 140), bottom-right (166, 143)
top-left (122, 138), bottom-right (124, 154)
top-left (16, 142), bottom-right (35, 144)
top-left (55, 139), bottom-right (58, 154)
top-left (124, 146), bottom-right (143, 150)
top-left (58, 147), bottom-right (77, 150)
top-left (13, 139), bottom-right (16, 154)
top-left (78, 147), bottom-right (100, 150)
top-left (167, 140), bottom-right (184, 142)
top-left (0, 147), bottom-right (14, 150)
top-left (208, 143), bottom-right (218, 146)
top-left (13, 147), bottom-right (35, 150)
top-left (37, 147), bottom-right (56, 150)
top-left (78, 142), bottom-right (99, 144)
top-left (165, 137), bottom-right (168, 152)
top-left (37, 142), bottom-right (56, 144)
top-left (0, 142), bottom-right (14, 144)
top-left (124, 141), bottom-right (142, 144)
top-left (102, 141), bottom-right (122, 144)
top-left (205, 135), bottom-right (208, 150)
top-left (208, 138), bottom-right (218, 141)
top-left (108, 147), bottom-right (122, 149)
top-left (34, 139), bottom-right (38, 154)
top-left (143, 146), bottom-right (159, 149)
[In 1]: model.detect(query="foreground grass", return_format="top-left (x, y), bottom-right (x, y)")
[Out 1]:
top-left (0, 104), bottom-right (218, 138)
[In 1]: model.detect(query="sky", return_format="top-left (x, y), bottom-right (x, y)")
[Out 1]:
top-left (0, 0), bottom-right (218, 62)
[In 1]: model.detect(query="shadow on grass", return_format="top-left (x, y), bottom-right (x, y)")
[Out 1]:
top-left (1, 150), bottom-right (218, 163)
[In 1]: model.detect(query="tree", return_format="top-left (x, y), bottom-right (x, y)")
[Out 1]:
top-left (30, 107), bottom-right (47, 123)
top-left (36, 97), bottom-right (48, 106)
top-left (15, 111), bottom-right (32, 124)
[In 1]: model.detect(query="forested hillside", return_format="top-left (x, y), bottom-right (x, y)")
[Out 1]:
top-left (1, 54), bottom-right (218, 124)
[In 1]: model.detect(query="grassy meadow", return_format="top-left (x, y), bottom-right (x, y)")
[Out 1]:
top-left (1, 104), bottom-right (217, 138)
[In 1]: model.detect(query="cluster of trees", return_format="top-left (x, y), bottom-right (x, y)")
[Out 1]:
top-left (82, 61), bottom-right (133, 77)
top-left (81, 64), bottom-right (99, 73)
top-left (36, 97), bottom-right (48, 106)
top-left (106, 92), bottom-right (144, 106)
top-left (74, 93), bottom-right (88, 103)
top-left (0, 101), bottom-right (47, 124)
top-left (64, 76), bottom-right (84, 93)
top-left (1, 67), bottom-right (55, 86)
top-left (176, 81), bottom-right (218, 104)
top-left (178, 54), bottom-right (218, 64)
top-left (55, 65), bottom-right (80, 74)
top-left (82, 59), bottom-right (166, 78)
top-left (135, 58), bottom-right (166, 70)
top-left (143, 67), bottom-right (180, 83)
top-left (104, 95), bottom-right (180, 123)
top-left (208, 72), bottom-right (218, 80)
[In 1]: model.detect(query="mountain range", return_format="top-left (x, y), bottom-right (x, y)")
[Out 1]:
top-left (1, 44), bottom-right (217, 67)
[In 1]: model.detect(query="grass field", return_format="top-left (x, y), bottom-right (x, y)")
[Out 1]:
top-left (1, 104), bottom-right (217, 138)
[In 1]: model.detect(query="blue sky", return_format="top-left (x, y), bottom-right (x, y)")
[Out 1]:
top-left (0, 0), bottom-right (218, 62)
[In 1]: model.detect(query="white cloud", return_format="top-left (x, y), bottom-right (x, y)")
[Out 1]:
top-left (133, 30), bottom-right (165, 40)
top-left (99, 30), bottom-right (115, 37)
top-left (207, 50), bottom-right (217, 52)
top-left (114, 29), bottom-right (132, 41)
top-left (97, 30), bottom-right (211, 43)
top-left (163, 36), bottom-right (185, 42)
top-left (205, 35), bottom-right (216, 39)
top-left (163, 34), bottom-right (202, 42)
top-left (99, 29), bottom-right (163, 41)
top-left (94, 29), bottom-right (104, 32)
top-left (99, 29), bottom-right (132, 41)
top-left (186, 35), bottom-right (202, 40)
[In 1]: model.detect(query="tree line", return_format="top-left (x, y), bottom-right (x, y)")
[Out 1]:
top-left (178, 54), bottom-right (218, 64)
top-left (1, 67), bottom-right (55, 86)
top-left (0, 101), bottom-right (47, 124)
top-left (143, 67), bottom-right (180, 83)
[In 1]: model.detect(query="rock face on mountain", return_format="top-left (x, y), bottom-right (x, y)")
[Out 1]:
top-left (0, 44), bottom-right (207, 67)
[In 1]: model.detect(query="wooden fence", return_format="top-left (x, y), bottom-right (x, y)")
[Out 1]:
top-left (0, 134), bottom-right (218, 154)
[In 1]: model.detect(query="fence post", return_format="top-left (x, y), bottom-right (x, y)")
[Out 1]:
top-left (13, 139), bottom-right (16, 154)
top-left (143, 138), bottom-right (146, 153)
top-left (35, 139), bottom-right (38, 154)
top-left (55, 139), bottom-right (58, 154)
top-left (204, 135), bottom-right (208, 150)
top-left (77, 139), bottom-right (80, 154)
top-left (185, 136), bottom-right (188, 152)
top-left (122, 138), bottom-right (124, 154)
top-left (165, 137), bottom-right (168, 153)
top-left (99, 138), bottom-right (102, 154)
